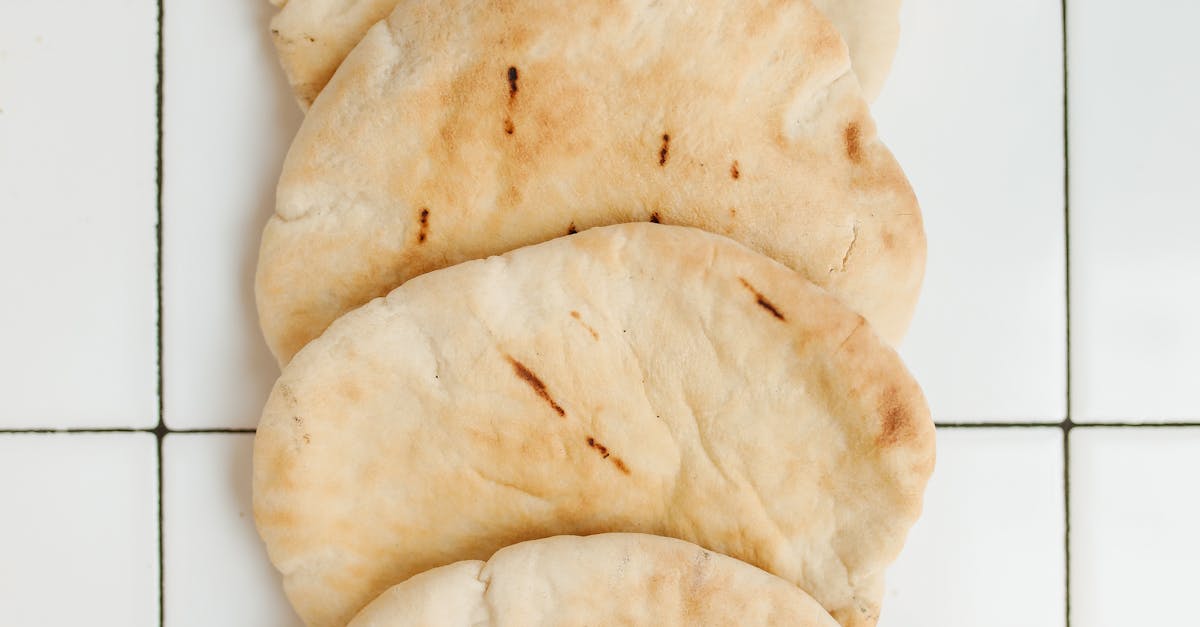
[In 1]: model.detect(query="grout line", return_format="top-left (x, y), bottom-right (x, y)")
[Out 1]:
top-left (1061, 0), bottom-right (1073, 623)
top-left (1062, 417), bottom-right (1073, 627)
top-left (154, 0), bottom-right (166, 623)
top-left (935, 421), bottom-right (1062, 429)
top-left (0, 428), bottom-right (153, 434)
top-left (1071, 421), bottom-right (1200, 428)
top-left (168, 428), bottom-right (258, 434)
top-left (2, 420), bottom-right (1200, 434)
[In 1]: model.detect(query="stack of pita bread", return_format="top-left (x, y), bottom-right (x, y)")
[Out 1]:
top-left (252, 1), bottom-right (934, 626)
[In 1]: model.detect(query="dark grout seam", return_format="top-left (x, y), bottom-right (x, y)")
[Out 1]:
top-left (154, 0), bottom-right (166, 622)
top-left (935, 421), bottom-right (1063, 429)
top-left (1061, 0), bottom-right (1073, 622)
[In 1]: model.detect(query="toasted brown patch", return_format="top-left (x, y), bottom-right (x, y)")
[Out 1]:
top-left (649, 212), bottom-right (661, 224)
top-left (658, 133), bottom-right (671, 166)
top-left (876, 388), bottom-right (914, 447)
top-left (506, 356), bottom-right (565, 417)
top-left (417, 208), bottom-right (430, 243)
top-left (567, 222), bottom-right (578, 235)
top-left (737, 277), bottom-right (786, 321)
top-left (570, 310), bottom-right (600, 340)
top-left (730, 160), bottom-right (740, 179)
top-left (844, 122), bottom-right (862, 163)
top-left (503, 117), bottom-right (515, 135)
top-left (612, 457), bottom-right (631, 474)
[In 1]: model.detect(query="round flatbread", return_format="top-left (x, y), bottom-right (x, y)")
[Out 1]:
top-left (346, 534), bottom-right (842, 627)
top-left (254, 224), bottom-right (935, 627)
top-left (257, 0), bottom-right (924, 364)
top-left (267, 0), bottom-right (900, 108)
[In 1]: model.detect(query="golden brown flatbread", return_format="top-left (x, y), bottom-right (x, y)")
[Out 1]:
top-left (254, 224), bottom-right (934, 627)
top-left (257, 0), bottom-right (924, 364)
top-left (268, 0), bottom-right (900, 108)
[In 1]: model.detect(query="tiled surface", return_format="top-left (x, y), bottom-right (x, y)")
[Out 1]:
top-left (874, 0), bottom-right (1067, 422)
top-left (4, 0), bottom-right (1200, 625)
top-left (0, 434), bottom-right (159, 626)
top-left (163, 434), bottom-right (300, 627)
top-left (1067, 0), bottom-right (1200, 422)
top-left (162, 0), bottom-right (302, 429)
top-left (165, 428), bottom-right (1070, 627)
top-left (1070, 428), bottom-right (1200, 627)
top-left (0, 0), bottom-right (158, 428)
top-left (881, 429), bottom-right (1066, 627)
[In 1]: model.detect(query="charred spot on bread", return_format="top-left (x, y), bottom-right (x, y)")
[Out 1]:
top-left (506, 356), bottom-right (565, 417)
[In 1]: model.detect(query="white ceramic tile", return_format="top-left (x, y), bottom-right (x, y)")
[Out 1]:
top-left (1070, 427), bottom-right (1200, 627)
top-left (0, 434), bottom-right (158, 626)
top-left (1067, 1), bottom-right (1200, 422)
top-left (0, 0), bottom-right (158, 428)
top-left (162, 0), bottom-right (302, 429)
top-left (873, 0), bottom-right (1066, 422)
top-left (880, 428), bottom-right (1065, 627)
top-left (163, 433), bottom-right (300, 627)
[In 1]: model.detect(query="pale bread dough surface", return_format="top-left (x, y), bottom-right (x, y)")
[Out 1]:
top-left (268, 0), bottom-right (900, 107)
top-left (257, 0), bottom-right (924, 364)
top-left (254, 225), bottom-right (934, 627)
top-left (347, 534), bottom-right (842, 627)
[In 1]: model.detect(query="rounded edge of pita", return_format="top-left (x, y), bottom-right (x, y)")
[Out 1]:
top-left (348, 534), bottom-right (844, 627)
top-left (269, 0), bottom-right (902, 108)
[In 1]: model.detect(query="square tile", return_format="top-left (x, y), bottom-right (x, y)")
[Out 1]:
top-left (0, 434), bottom-right (159, 626)
top-left (163, 433), bottom-right (300, 627)
top-left (880, 428), bottom-right (1065, 627)
top-left (162, 0), bottom-right (302, 429)
top-left (0, 0), bottom-right (158, 428)
top-left (1070, 427), bottom-right (1200, 627)
top-left (873, 0), bottom-right (1067, 422)
top-left (1067, 0), bottom-right (1200, 422)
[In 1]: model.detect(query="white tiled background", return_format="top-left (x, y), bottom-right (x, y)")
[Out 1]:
top-left (0, 0), bottom-right (1196, 625)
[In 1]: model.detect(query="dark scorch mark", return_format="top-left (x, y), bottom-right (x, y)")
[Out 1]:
top-left (649, 212), bottom-right (661, 224)
top-left (504, 117), bottom-right (515, 135)
top-left (737, 277), bottom-right (787, 321)
top-left (730, 160), bottom-right (740, 179)
top-left (507, 66), bottom-right (519, 100)
top-left (506, 356), bottom-right (565, 417)
top-left (658, 134), bottom-right (671, 166)
top-left (587, 436), bottom-right (631, 474)
top-left (417, 208), bottom-right (430, 243)
top-left (567, 222), bottom-right (578, 235)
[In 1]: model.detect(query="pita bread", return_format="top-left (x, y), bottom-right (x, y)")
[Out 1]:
top-left (254, 224), bottom-right (934, 627)
top-left (346, 534), bottom-right (842, 626)
top-left (257, 0), bottom-right (924, 364)
top-left (268, 0), bottom-right (900, 108)
top-left (810, 0), bottom-right (900, 101)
